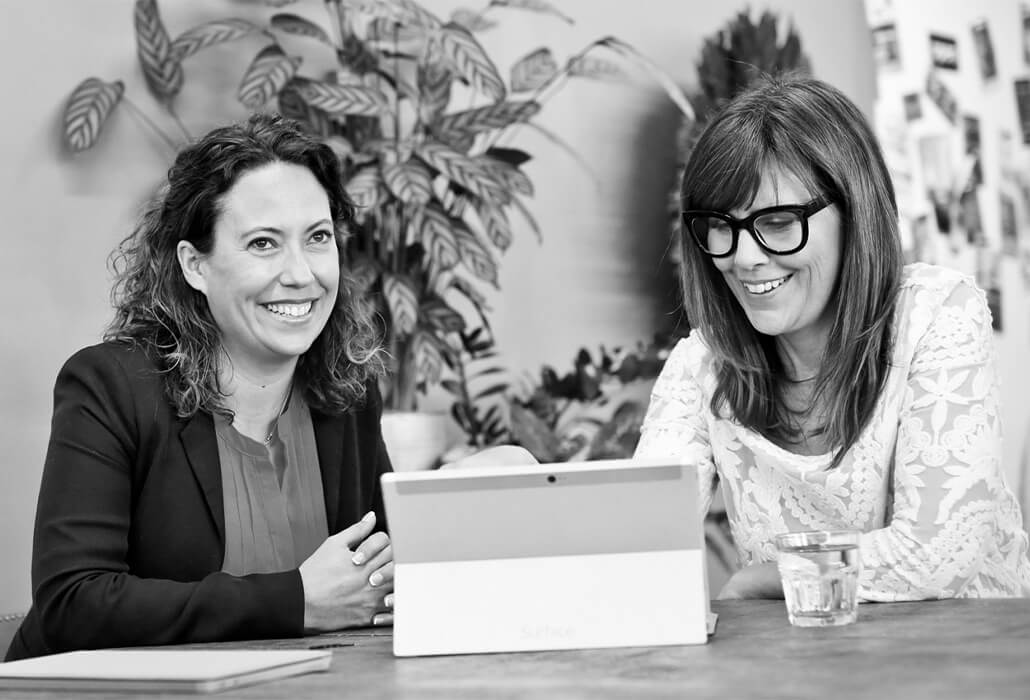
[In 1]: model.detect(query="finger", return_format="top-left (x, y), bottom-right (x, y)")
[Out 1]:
top-left (337, 511), bottom-right (376, 549)
top-left (350, 531), bottom-right (390, 566)
top-left (371, 612), bottom-right (394, 627)
top-left (368, 558), bottom-right (394, 589)
top-left (384, 593), bottom-right (394, 609)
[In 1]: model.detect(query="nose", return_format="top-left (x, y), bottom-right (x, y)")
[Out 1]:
top-left (279, 242), bottom-right (316, 286)
top-left (731, 226), bottom-right (770, 268)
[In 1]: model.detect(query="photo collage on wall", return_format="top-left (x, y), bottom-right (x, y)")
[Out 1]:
top-left (872, 4), bottom-right (1030, 333)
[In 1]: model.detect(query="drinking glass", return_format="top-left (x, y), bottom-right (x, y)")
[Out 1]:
top-left (774, 530), bottom-right (861, 627)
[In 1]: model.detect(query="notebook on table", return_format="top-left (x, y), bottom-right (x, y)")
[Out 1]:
top-left (381, 458), bottom-right (714, 657)
top-left (0, 649), bottom-right (331, 694)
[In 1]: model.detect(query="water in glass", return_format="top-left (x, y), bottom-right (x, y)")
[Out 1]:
top-left (777, 539), bottom-right (860, 627)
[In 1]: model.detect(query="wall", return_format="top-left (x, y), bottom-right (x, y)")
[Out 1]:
top-left (0, 0), bottom-right (874, 614)
top-left (865, 0), bottom-right (1030, 517)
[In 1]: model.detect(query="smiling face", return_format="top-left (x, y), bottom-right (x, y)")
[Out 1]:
top-left (711, 164), bottom-right (843, 352)
top-left (177, 161), bottom-right (340, 376)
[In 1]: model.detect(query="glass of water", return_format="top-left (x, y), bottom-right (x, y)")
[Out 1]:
top-left (774, 530), bottom-right (861, 627)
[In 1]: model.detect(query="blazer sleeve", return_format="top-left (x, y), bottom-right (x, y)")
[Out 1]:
top-left (29, 345), bottom-right (304, 655)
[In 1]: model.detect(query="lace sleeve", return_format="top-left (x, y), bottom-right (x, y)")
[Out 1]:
top-left (634, 339), bottom-right (718, 519)
top-left (858, 280), bottom-right (1005, 601)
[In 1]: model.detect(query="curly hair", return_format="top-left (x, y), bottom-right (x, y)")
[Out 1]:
top-left (106, 113), bottom-right (385, 417)
top-left (678, 74), bottom-right (903, 464)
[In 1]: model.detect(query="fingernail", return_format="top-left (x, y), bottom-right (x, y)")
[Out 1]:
top-left (369, 571), bottom-right (383, 587)
top-left (385, 594), bottom-right (394, 608)
top-left (362, 511), bottom-right (376, 523)
top-left (351, 551), bottom-right (366, 566)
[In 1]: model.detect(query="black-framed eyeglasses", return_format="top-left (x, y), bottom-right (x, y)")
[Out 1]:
top-left (681, 196), bottom-right (832, 258)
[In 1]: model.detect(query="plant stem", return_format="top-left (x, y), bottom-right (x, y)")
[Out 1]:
top-left (120, 98), bottom-right (179, 154)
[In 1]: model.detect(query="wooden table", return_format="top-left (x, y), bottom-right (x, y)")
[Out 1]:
top-left (15, 599), bottom-right (1030, 699)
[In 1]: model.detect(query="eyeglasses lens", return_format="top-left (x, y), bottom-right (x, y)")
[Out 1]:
top-left (690, 211), bottom-right (804, 255)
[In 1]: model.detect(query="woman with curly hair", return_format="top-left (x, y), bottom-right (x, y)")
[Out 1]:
top-left (8, 113), bottom-right (394, 660)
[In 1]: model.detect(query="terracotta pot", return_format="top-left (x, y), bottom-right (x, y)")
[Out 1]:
top-left (380, 411), bottom-right (453, 472)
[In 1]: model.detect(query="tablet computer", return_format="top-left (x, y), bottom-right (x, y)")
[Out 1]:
top-left (381, 458), bottom-right (712, 656)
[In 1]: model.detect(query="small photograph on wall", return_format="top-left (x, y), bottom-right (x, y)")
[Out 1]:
top-left (971, 21), bottom-right (997, 80)
top-left (1015, 79), bottom-right (1030, 144)
top-left (1023, 5), bottom-right (1030, 65)
top-left (1001, 192), bottom-right (1018, 255)
top-left (963, 115), bottom-right (981, 153)
top-left (910, 214), bottom-right (937, 264)
top-left (960, 189), bottom-right (985, 246)
top-left (873, 23), bottom-right (902, 69)
top-left (976, 248), bottom-right (1003, 332)
top-left (926, 72), bottom-right (959, 123)
top-left (930, 33), bottom-right (959, 70)
top-left (903, 93), bottom-right (922, 121)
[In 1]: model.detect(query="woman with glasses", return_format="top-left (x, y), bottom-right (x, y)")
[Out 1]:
top-left (635, 74), bottom-right (1030, 600)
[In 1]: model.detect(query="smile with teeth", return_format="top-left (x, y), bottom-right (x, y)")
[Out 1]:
top-left (742, 275), bottom-right (792, 295)
top-left (263, 301), bottom-right (313, 317)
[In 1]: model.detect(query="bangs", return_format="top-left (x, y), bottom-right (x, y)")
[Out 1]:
top-left (681, 108), bottom-right (833, 214)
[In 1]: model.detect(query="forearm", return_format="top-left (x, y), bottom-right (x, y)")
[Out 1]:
top-left (34, 568), bottom-right (305, 652)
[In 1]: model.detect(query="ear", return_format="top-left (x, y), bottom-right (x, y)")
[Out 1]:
top-left (177, 240), bottom-right (208, 295)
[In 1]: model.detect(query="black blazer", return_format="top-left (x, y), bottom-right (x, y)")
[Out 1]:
top-left (6, 342), bottom-right (391, 660)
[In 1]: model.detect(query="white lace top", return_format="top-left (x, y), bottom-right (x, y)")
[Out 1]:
top-left (636, 263), bottom-right (1030, 600)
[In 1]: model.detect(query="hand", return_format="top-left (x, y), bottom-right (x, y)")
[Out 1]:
top-left (440, 445), bottom-right (539, 470)
top-left (716, 562), bottom-right (784, 600)
top-left (298, 511), bottom-right (394, 633)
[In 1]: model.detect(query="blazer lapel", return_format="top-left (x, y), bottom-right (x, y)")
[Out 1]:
top-left (312, 410), bottom-right (342, 531)
top-left (180, 412), bottom-right (225, 545)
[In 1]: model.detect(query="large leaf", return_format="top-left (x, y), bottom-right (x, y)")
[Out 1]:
top-left (450, 7), bottom-right (497, 32)
top-left (596, 37), bottom-right (695, 120)
top-left (376, 59), bottom-right (421, 101)
top-left (134, 0), bottom-right (182, 101)
top-left (238, 44), bottom-right (302, 109)
top-left (367, 16), bottom-right (427, 43)
top-left (454, 226), bottom-right (499, 287)
top-left (291, 77), bottom-right (389, 116)
top-left (473, 199), bottom-right (513, 251)
top-left (451, 274), bottom-right (492, 313)
top-left (383, 273), bottom-right (418, 335)
top-left (63, 78), bottom-right (125, 152)
top-left (567, 55), bottom-right (625, 81)
top-left (486, 146), bottom-right (531, 167)
top-left (345, 166), bottom-right (388, 210)
top-left (477, 156), bottom-right (532, 196)
top-left (383, 159), bottom-right (435, 205)
top-left (436, 100), bottom-right (539, 139)
top-left (278, 82), bottom-right (335, 137)
top-left (171, 18), bottom-right (263, 59)
top-left (417, 60), bottom-right (452, 124)
top-left (421, 298), bottom-right (466, 333)
top-left (416, 203), bottom-right (461, 269)
top-left (438, 23), bottom-right (505, 102)
top-left (270, 13), bottom-right (332, 45)
top-left (509, 47), bottom-right (558, 92)
top-left (510, 194), bottom-right (541, 242)
top-left (412, 330), bottom-right (444, 384)
top-left (417, 140), bottom-right (508, 204)
top-left (341, 0), bottom-right (442, 28)
top-left (489, 0), bottom-right (574, 25)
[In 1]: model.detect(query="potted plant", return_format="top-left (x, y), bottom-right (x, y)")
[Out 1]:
top-left (62, 0), bottom-right (693, 465)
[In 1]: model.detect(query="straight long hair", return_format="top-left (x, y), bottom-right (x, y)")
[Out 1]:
top-left (106, 113), bottom-right (385, 418)
top-left (679, 75), bottom-right (903, 463)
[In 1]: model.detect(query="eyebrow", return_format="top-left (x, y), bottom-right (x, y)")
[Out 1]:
top-left (239, 219), bottom-right (333, 237)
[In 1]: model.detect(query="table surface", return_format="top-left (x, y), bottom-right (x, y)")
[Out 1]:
top-left (7, 598), bottom-right (1029, 699)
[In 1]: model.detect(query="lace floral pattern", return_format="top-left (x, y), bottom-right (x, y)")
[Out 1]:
top-left (636, 263), bottom-right (1030, 600)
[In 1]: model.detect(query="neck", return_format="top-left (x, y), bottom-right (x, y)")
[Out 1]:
top-left (775, 329), bottom-right (827, 382)
top-left (218, 352), bottom-right (298, 443)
